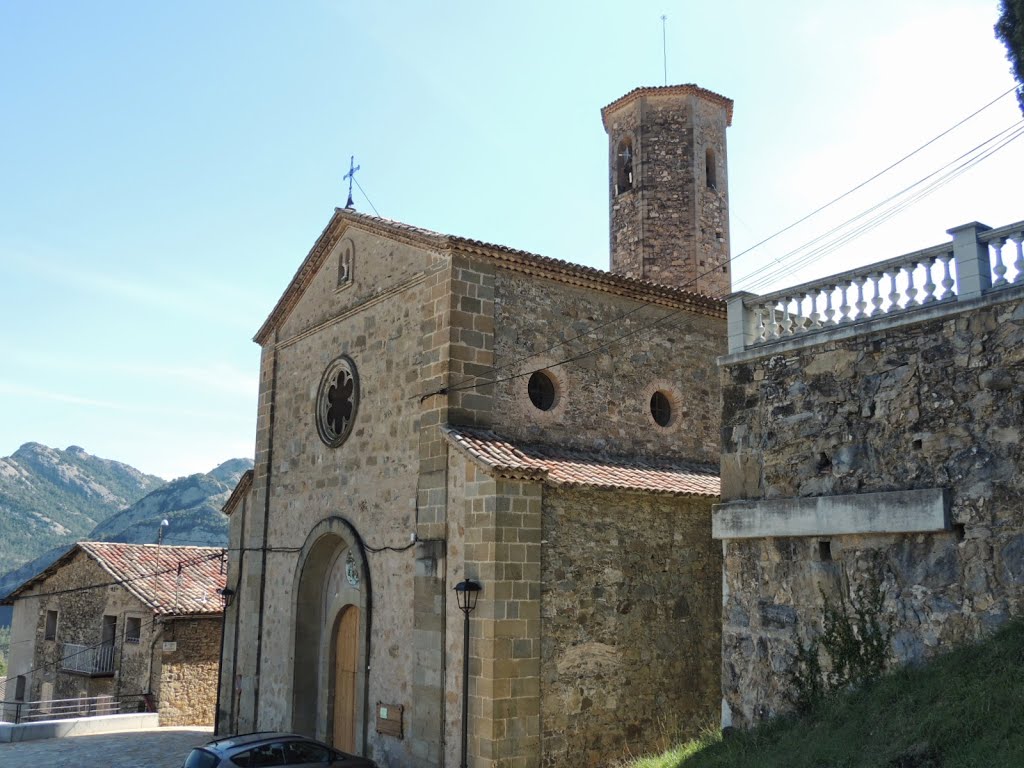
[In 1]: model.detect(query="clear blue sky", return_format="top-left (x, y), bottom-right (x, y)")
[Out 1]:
top-left (1, 1), bottom-right (1021, 479)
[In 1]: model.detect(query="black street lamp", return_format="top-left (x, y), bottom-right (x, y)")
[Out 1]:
top-left (454, 579), bottom-right (482, 768)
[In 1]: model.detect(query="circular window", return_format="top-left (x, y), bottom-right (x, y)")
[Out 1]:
top-left (650, 391), bottom-right (672, 427)
top-left (528, 371), bottom-right (557, 411)
top-left (316, 355), bottom-right (360, 447)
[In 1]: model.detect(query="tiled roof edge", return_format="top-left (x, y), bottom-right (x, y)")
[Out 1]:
top-left (223, 469), bottom-right (254, 516)
top-left (601, 84), bottom-right (734, 128)
top-left (442, 425), bottom-right (721, 497)
top-left (253, 209), bottom-right (726, 345)
top-left (441, 425), bottom-right (549, 481)
top-left (80, 542), bottom-right (225, 616)
top-left (0, 543), bottom-right (83, 604)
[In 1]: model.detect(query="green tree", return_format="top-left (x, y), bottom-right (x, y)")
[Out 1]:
top-left (996, 0), bottom-right (1024, 113)
top-left (0, 626), bottom-right (9, 679)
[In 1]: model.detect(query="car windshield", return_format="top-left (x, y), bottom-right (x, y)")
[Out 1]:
top-left (183, 748), bottom-right (220, 768)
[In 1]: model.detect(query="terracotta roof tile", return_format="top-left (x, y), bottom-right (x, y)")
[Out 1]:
top-left (79, 542), bottom-right (226, 616)
top-left (443, 426), bottom-right (720, 497)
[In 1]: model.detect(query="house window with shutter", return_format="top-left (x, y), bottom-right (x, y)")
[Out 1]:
top-left (45, 610), bottom-right (58, 641)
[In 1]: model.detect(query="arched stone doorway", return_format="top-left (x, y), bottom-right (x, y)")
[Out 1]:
top-left (291, 518), bottom-right (371, 750)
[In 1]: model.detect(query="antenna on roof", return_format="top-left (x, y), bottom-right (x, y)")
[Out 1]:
top-left (661, 15), bottom-right (668, 86)
top-left (344, 155), bottom-right (361, 209)
top-left (175, 561), bottom-right (182, 613)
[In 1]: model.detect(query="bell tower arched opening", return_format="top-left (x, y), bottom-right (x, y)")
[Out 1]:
top-left (615, 136), bottom-right (635, 194)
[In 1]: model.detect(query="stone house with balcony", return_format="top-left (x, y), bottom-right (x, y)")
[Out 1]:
top-left (219, 83), bottom-right (733, 768)
top-left (715, 218), bottom-right (1024, 727)
top-left (2, 541), bottom-right (226, 727)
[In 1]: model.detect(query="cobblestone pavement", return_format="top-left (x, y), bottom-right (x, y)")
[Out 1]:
top-left (0, 725), bottom-right (213, 767)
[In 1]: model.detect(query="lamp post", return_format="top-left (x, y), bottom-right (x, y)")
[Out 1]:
top-left (156, 518), bottom-right (169, 545)
top-left (213, 584), bottom-right (236, 734)
top-left (454, 579), bottom-right (482, 768)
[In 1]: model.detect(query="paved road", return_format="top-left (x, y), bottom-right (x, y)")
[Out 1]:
top-left (0, 725), bottom-right (213, 767)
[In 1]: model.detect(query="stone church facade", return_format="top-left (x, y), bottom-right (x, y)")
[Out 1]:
top-left (218, 84), bottom-right (734, 767)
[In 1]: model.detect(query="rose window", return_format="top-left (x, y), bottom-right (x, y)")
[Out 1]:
top-left (316, 355), bottom-right (360, 447)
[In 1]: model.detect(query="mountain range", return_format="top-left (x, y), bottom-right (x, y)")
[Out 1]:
top-left (0, 443), bottom-right (252, 622)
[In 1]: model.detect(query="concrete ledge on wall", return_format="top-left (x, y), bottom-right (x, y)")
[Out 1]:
top-left (0, 712), bottom-right (160, 743)
top-left (712, 488), bottom-right (951, 540)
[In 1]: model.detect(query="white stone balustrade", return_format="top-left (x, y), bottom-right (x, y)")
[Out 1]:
top-left (980, 223), bottom-right (1024, 289)
top-left (728, 219), bottom-right (1024, 353)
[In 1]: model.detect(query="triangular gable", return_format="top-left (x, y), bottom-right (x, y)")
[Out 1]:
top-left (0, 543), bottom-right (84, 604)
top-left (253, 208), bottom-right (725, 346)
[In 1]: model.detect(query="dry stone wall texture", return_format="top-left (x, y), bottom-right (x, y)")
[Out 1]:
top-left (490, 267), bottom-right (725, 465)
top-left (540, 487), bottom-right (721, 767)
top-left (719, 290), bottom-right (1024, 726)
top-left (10, 551), bottom-right (220, 726)
top-left (159, 617), bottom-right (221, 726)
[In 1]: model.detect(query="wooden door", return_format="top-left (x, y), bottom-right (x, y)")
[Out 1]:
top-left (332, 606), bottom-right (360, 752)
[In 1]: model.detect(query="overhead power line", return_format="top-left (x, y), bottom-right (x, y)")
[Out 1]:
top-left (740, 119), bottom-right (1024, 291)
top-left (421, 86), bottom-right (1020, 401)
top-left (421, 104), bottom-right (1022, 402)
top-left (1, 553), bottom-right (224, 686)
top-left (2, 550), bottom-right (225, 604)
top-left (731, 84), bottom-right (1020, 268)
top-left (353, 177), bottom-right (381, 217)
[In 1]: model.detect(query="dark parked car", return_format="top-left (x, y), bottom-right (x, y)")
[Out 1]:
top-left (182, 732), bottom-right (379, 767)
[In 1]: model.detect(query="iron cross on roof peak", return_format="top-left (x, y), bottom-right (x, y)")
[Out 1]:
top-left (343, 155), bottom-right (360, 209)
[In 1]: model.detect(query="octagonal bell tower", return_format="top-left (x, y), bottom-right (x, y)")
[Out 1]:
top-left (603, 84), bottom-right (733, 297)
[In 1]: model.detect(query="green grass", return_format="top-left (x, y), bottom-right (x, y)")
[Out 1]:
top-left (622, 619), bottom-right (1024, 768)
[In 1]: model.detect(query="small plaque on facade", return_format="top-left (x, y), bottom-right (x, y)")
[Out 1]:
top-left (375, 701), bottom-right (403, 739)
top-left (162, 641), bottom-right (177, 653)
top-left (345, 551), bottom-right (360, 588)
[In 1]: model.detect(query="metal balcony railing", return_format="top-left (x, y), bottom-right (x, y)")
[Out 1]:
top-left (0, 693), bottom-right (154, 724)
top-left (60, 642), bottom-right (115, 676)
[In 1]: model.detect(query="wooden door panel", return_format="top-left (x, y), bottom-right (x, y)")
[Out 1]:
top-left (332, 606), bottom-right (359, 753)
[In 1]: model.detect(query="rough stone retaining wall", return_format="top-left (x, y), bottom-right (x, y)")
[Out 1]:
top-left (718, 288), bottom-right (1024, 726)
